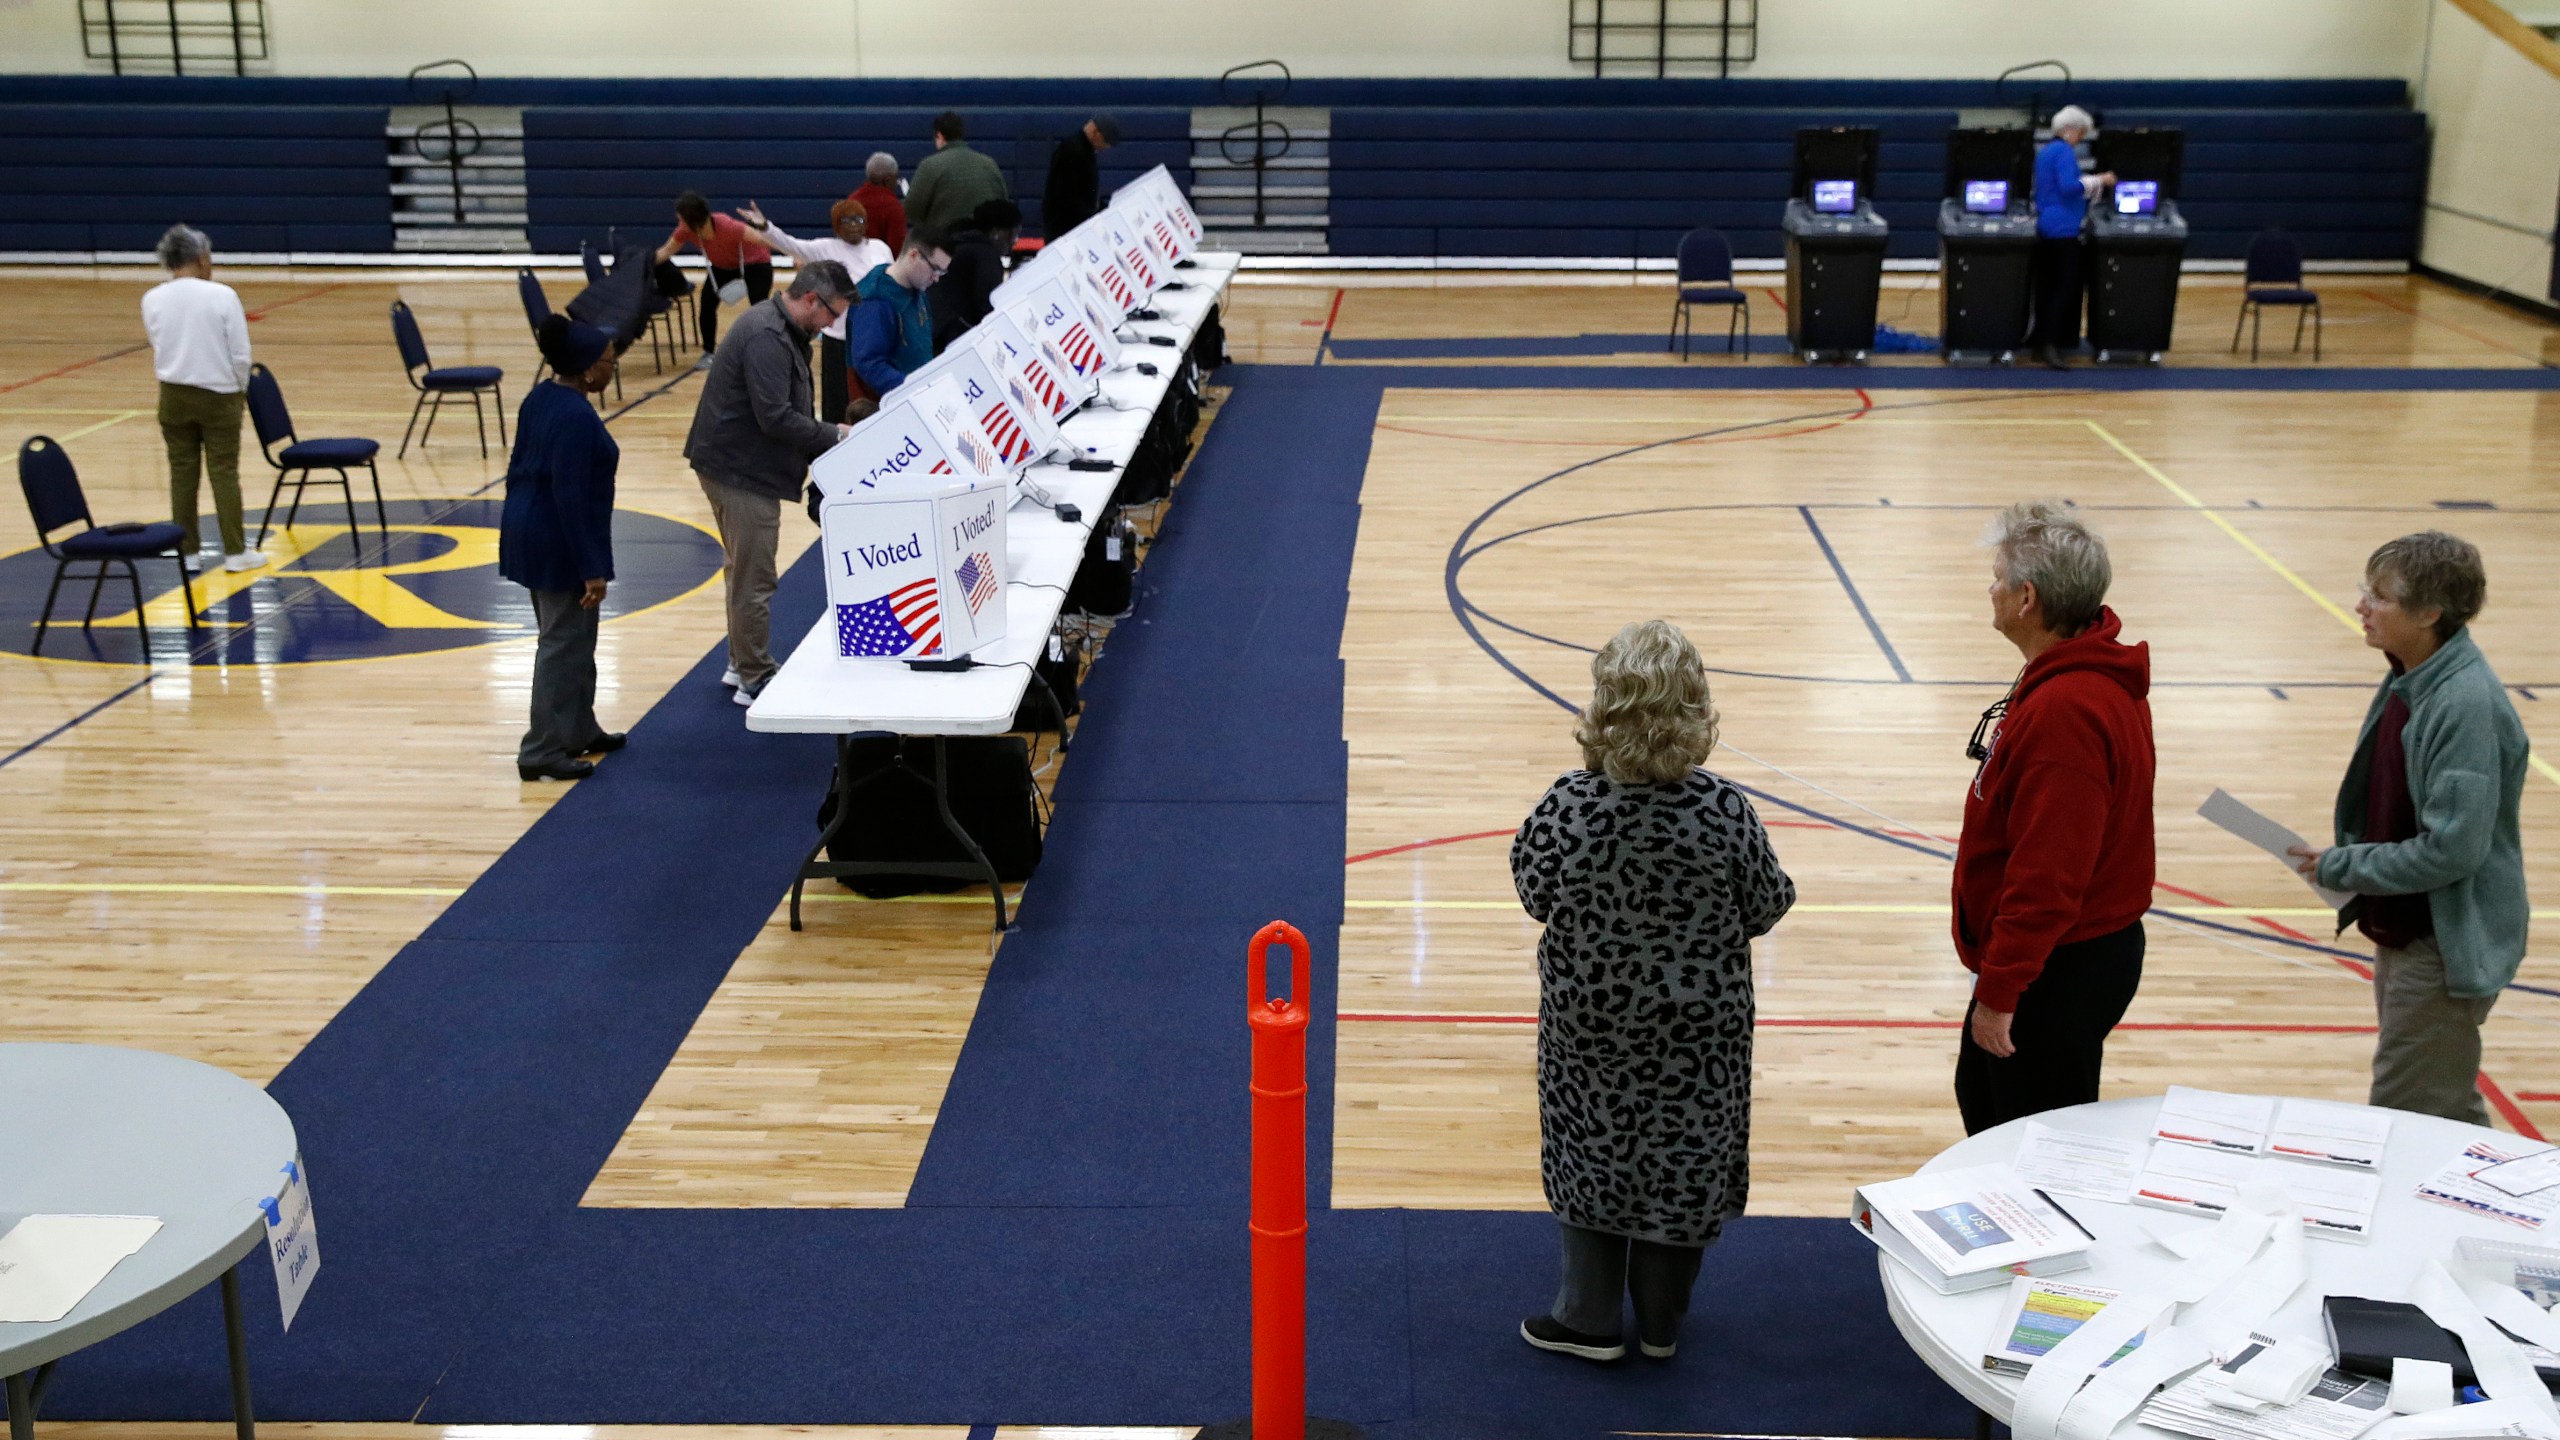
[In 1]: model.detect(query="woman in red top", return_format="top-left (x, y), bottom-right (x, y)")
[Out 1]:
top-left (1952, 500), bottom-right (2156, 1135)
top-left (653, 190), bottom-right (773, 358)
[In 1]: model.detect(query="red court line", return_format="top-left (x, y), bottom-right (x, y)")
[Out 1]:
top-left (244, 282), bottom-right (347, 321)
top-left (0, 342), bottom-right (150, 395)
top-left (2518, 1093), bottom-right (2560, 1104)
top-left (2480, 1073), bottom-right (2545, 1140)
top-left (1344, 829), bottom-right (1516, 865)
top-left (2355, 287), bottom-right (2549, 367)
top-left (1763, 286), bottom-right (1788, 312)
top-left (1342, 1013), bottom-right (2379, 1034)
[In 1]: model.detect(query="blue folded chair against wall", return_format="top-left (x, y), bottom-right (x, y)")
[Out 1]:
top-left (1669, 228), bottom-right (1750, 361)
top-left (392, 298), bottom-right (507, 459)
top-left (2232, 229), bottom-right (2322, 361)
top-left (523, 267), bottom-right (617, 404)
top-left (19, 435), bottom-right (202, 657)
top-left (247, 363), bottom-right (389, 553)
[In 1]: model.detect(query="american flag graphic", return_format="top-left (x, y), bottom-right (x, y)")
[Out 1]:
top-left (1122, 245), bottom-right (1159, 288)
top-left (836, 576), bottom-right (940, 657)
top-left (954, 551), bottom-right (999, 616)
top-left (1099, 266), bottom-right (1136, 308)
top-left (976, 402), bottom-right (1032, 465)
top-left (1152, 218), bottom-right (1180, 253)
top-left (1057, 323), bottom-right (1104, 375)
top-left (1173, 205), bottom-right (1200, 239)
top-left (952, 426), bottom-right (998, 476)
top-left (1020, 354), bottom-right (1072, 416)
top-left (929, 458), bottom-right (952, 476)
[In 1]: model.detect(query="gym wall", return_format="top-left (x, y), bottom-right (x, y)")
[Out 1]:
top-left (0, 0), bottom-right (2426, 80)
top-left (2415, 0), bottom-right (2560, 305)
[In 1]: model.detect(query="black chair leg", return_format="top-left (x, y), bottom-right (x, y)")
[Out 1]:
top-left (469, 392), bottom-right (489, 459)
top-left (1666, 300), bottom-right (1679, 354)
top-left (364, 461), bottom-right (390, 549)
top-left (121, 559), bottom-right (149, 658)
top-left (284, 476), bottom-right (307, 536)
top-left (2251, 306), bottom-right (2263, 362)
top-left (493, 383), bottom-right (508, 446)
top-left (2230, 301), bottom-right (2248, 354)
top-left (1727, 303), bottom-right (1740, 355)
top-left (2313, 303), bottom-right (2322, 362)
top-left (32, 558), bottom-right (69, 655)
top-left (175, 553), bottom-right (202, 632)
top-left (399, 390), bottom-right (429, 458)
top-left (419, 393), bottom-right (443, 451)
top-left (80, 565), bottom-right (108, 629)
top-left (256, 472), bottom-right (289, 548)
top-left (1740, 303), bottom-right (1751, 363)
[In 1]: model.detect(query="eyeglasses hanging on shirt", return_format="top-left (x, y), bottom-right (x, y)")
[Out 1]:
top-left (1966, 670), bottom-right (2025, 763)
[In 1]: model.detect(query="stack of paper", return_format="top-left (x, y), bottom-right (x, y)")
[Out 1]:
top-left (0, 1214), bottom-right (164, 1324)
top-left (2416, 1140), bottom-right (2560, 1231)
top-left (2154, 1086), bottom-right (2277, 1155)
top-left (2009, 1119), bottom-right (2146, 1204)
top-left (2133, 1144), bottom-right (2382, 1240)
top-left (2268, 1099), bottom-right (2392, 1170)
top-left (1981, 1275), bottom-right (2165, 1377)
top-left (1851, 1164), bottom-right (2096, 1293)
top-left (2142, 1335), bottom-right (2394, 1440)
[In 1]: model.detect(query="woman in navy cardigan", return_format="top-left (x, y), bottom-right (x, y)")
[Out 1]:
top-left (501, 316), bottom-right (622, 781)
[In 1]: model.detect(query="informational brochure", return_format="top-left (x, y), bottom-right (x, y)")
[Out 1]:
top-left (1851, 1164), bottom-right (2094, 1291)
top-left (2268, 1099), bottom-right (2393, 1170)
top-left (0, 1213), bottom-right (163, 1323)
top-left (2010, 1119), bottom-right (2145, 1203)
top-left (2196, 788), bottom-right (2356, 910)
top-left (2133, 1144), bottom-right (2381, 1240)
top-left (2155, 1086), bottom-right (2277, 1155)
top-left (2142, 1335), bottom-right (2394, 1440)
top-left (1982, 1276), bottom-right (2165, 1376)
top-left (2416, 1140), bottom-right (2560, 1230)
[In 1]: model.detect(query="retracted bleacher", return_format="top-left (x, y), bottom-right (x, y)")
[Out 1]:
top-left (0, 104), bottom-right (392, 255)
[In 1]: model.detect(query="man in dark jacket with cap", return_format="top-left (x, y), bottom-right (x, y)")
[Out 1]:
top-left (1042, 114), bottom-right (1121, 239)
top-left (930, 198), bottom-right (1019, 352)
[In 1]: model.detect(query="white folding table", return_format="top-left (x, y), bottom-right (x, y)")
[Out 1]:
top-left (746, 256), bottom-right (1235, 929)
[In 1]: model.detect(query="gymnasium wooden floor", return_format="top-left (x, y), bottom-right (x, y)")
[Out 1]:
top-left (7, 264), bottom-right (2560, 1437)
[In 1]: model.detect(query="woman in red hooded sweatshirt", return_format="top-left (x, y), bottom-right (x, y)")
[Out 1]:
top-left (1953, 500), bottom-right (2156, 1135)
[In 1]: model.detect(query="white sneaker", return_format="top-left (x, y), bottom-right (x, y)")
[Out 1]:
top-left (195, 543), bottom-right (223, 560)
top-left (181, 553), bottom-right (203, 575)
top-left (223, 550), bottom-right (270, 573)
top-left (733, 681), bottom-right (764, 708)
top-left (721, 667), bottom-right (741, 688)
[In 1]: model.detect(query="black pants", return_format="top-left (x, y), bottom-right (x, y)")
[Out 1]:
top-left (2029, 236), bottom-right (2086, 352)
top-left (1552, 1222), bottom-right (1706, 1345)
top-left (699, 261), bottom-right (774, 353)
top-left (518, 587), bottom-right (603, 768)
top-left (1955, 919), bottom-right (2145, 1135)
top-left (820, 332), bottom-right (849, 424)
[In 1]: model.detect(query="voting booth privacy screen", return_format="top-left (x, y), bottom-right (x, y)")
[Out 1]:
top-left (811, 381), bottom-right (1017, 660)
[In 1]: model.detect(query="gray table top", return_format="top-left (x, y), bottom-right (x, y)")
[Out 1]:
top-left (0, 1043), bottom-right (298, 1378)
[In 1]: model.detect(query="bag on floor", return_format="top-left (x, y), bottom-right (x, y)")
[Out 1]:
top-left (814, 735), bottom-right (1043, 896)
top-left (1068, 511), bottom-right (1138, 618)
top-left (1189, 303), bottom-right (1228, 374)
top-left (1010, 630), bottom-right (1084, 732)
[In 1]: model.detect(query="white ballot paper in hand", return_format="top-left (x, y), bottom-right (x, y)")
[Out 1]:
top-left (2198, 788), bottom-right (2355, 909)
top-left (0, 1213), bottom-right (163, 1323)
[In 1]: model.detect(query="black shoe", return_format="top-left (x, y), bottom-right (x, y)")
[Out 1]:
top-left (1520, 1315), bottom-right (1624, 1362)
top-left (517, 758), bottom-right (595, 782)
top-left (2042, 346), bottom-right (2071, 371)
top-left (1639, 1332), bottom-right (1677, 1359)
top-left (578, 733), bottom-right (627, 755)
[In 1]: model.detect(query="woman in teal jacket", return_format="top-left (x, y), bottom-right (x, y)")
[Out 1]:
top-left (2292, 531), bottom-right (2529, 1123)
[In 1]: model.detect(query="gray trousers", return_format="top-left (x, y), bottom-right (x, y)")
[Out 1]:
top-left (520, 588), bottom-right (602, 767)
top-left (2372, 934), bottom-right (2497, 1125)
top-left (1552, 1221), bottom-right (1705, 1343)
top-left (697, 472), bottom-right (783, 689)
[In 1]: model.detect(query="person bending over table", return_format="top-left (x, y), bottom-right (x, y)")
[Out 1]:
top-left (142, 223), bottom-right (263, 575)
top-left (502, 317), bottom-right (623, 782)
top-left (654, 189), bottom-right (774, 359)
top-left (737, 197), bottom-right (893, 424)
top-left (1954, 500), bottom-right (2154, 1134)
top-left (929, 199), bottom-right (1019, 353)
top-left (1509, 619), bottom-right (1796, 1364)
top-left (682, 262), bottom-right (856, 706)
top-left (2289, 532), bottom-right (2528, 1125)
top-left (1041, 113), bottom-right (1121, 239)
top-left (848, 232), bottom-right (949, 404)
top-left (2028, 106), bottom-right (2114, 370)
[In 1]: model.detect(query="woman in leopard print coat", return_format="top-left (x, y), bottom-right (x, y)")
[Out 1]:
top-left (1509, 618), bottom-right (1796, 1364)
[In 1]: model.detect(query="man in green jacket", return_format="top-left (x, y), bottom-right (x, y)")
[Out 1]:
top-left (905, 111), bottom-right (1010, 241)
top-left (2291, 531), bottom-right (2530, 1124)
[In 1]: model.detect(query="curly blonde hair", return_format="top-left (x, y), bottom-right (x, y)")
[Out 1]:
top-left (1574, 619), bottom-right (1720, 785)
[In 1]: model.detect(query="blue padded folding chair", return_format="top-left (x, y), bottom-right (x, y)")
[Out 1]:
top-left (19, 435), bottom-right (202, 657)
top-left (524, 267), bottom-right (616, 404)
top-left (592, 234), bottom-right (687, 374)
top-left (1668, 228), bottom-right (1751, 361)
top-left (247, 363), bottom-right (388, 552)
top-left (2232, 229), bottom-right (2322, 361)
top-left (391, 299), bottom-right (507, 458)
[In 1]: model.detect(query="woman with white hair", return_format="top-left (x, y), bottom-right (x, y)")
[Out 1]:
top-left (2028, 106), bottom-right (2116, 369)
top-left (1510, 619), bottom-right (1795, 1364)
top-left (1953, 501), bottom-right (2154, 1134)
top-left (141, 223), bottom-right (264, 573)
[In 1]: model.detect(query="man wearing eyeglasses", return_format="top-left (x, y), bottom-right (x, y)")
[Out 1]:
top-left (683, 260), bottom-right (859, 707)
top-left (1953, 500), bottom-right (2156, 1135)
top-left (848, 231), bottom-right (953, 404)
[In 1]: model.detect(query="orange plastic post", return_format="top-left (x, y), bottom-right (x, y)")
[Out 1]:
top-left (1247, 919), bottom-right (1311, 1440)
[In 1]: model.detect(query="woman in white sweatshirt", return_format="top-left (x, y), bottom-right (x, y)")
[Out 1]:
top-left (140, 224), bottom-right (263, 573)
top-left (735, 198), bottom-right (892, 424)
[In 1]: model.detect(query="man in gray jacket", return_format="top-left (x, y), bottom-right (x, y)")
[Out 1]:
top-left (684, 261), bottom-right (856, 704)
top-left (2292, 531), bottom-right (2529, 1123)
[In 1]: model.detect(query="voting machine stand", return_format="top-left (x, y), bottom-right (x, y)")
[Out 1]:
top-left (1936, 126), bottom-right (2037, 365)
top-left (1781, 125), bottom-right (1888, 364)
top-left (2087, 126), bottom-right (2190, 365)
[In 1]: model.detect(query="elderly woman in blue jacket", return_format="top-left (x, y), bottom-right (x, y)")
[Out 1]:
top-left (2029, 105), bottom-right (2114, 370)
top-left (501, 316), bottom-right (623, 782)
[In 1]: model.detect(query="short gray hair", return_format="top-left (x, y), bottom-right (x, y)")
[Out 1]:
top-left (2367, 530), bottom-right (2486, 641)
top-left (786, 258), bottom-right (855, 302)
top-left (1573, 619), bottom-right (1719, 785)
top-left (865, 151), bottom-right (899, 183)
top-left (156, 223), bottom-right (210, 270)
top-left (2050, 104), bottom-right (2095, 136)
top-left (1986, 499), bottom-right (2112, 635)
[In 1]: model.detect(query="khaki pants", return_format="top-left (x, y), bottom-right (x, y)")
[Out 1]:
top-left (160, 382), bottom-right (246, 555)
top-left (696, 471), bottom-right (783, 690)
top-left (2372, 934), bottom-right (2497, 1125)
